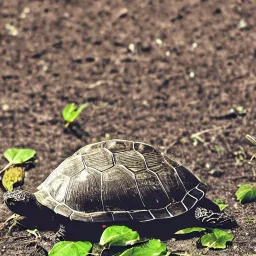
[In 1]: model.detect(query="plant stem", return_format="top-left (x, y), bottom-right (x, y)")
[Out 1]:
top-left (0, 163), bottom-right (12, 174)
top-left (64, 122), bottom-right (71, 128)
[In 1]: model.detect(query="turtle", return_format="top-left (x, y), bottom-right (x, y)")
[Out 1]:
top-left (3, 139), bottom-right (236, 240)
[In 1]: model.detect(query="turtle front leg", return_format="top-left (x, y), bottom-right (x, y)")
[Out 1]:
top-left (56, 223), bottom-right (67, 242)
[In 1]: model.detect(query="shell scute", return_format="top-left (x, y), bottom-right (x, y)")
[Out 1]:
top-left (130, 210), bottom-right (153, 221)
top-left (150, 208), bottom-right (172, 219)
top-left (47, 174), bottom-right (70, 203)
top-left (157, 167), bottom-right (187, 203)
top-left (81, 148), bottom-right (114, 172)
top-left (182, 194), bottom-right (197, 209)
top-left (54, 204), bottom-right (73, 217)
top-left (102, 165), bottom-right (144, 211)
top-left (135, 170), bottom-right (169, 208)
top-left (134, 142), bottom-right (164, 172)
top-left (65, 168), bottom-right (102, 212)
top-left (114, 150), bottom-right (145, 172)
top-left (167, 202), bottom-right (186, 216)
top-left (103, 140), bottom-right (133, 153)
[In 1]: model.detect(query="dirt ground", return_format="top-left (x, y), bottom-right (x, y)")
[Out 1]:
top-left (0, 0), bottom-right (256, 255)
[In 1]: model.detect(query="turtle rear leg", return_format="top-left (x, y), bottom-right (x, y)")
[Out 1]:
top-left (56, 223), bottom-right (67, 242)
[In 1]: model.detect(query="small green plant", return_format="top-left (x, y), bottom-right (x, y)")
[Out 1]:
top-left (119, 239), bottom-right (168, 256)
top-left (62, 103), bottom-right (88, 128)
top-left (230, 106), bottom-right (246, 116)
top-left (213, 199), bottom-right (228, 211)
top-left (235, 184), bottom-right (256, 203)
top-left (175, 227), bottom-right (206, 235)
top-left (200, 228), bottom-right (234, 249)
top-left (100, 225), bottom-right (140, 246)
top-left (211, 145), bottom-right (220, 153)
top-left (49, 241), bottom-right (92, 256)
top-left (3, 148), bottom-right (36, 169)
top-left (49, 226), bottom-right (170, 256)
top-left (0, 148), bottom-right (36, 191)
top-left (175, 227), bottom-right (234, 250)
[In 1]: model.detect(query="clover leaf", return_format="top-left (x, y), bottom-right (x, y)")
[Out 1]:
top-left (49, 241), bottom-right (92, 256)
top-left (235, 184), bottom-right (256, 203)
top-left (99, 226), bottom-right (140, 247)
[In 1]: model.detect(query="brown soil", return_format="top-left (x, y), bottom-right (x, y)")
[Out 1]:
top-left (0, 0), bottom-right (256, 255)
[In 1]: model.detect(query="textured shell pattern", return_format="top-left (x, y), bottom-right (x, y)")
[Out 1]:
top-left (35, 140), bottom-right (205, 222)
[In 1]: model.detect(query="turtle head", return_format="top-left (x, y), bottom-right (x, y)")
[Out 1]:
top-left (4, 189), bottom-right (41, 217)
top-left (195, 207), bottom-right (237, 228)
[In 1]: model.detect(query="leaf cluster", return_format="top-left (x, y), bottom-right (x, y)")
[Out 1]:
top-left (49, 226), bottom-right (168, 256)
top-left (1, 148), bottom-right (36, 191)
top-left (175, 227), bottom-right (234, 249)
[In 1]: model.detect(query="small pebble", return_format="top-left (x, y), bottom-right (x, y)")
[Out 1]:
top-left (2, 104), bottom-right (9, 111)
top-left (155, 38), bottom-right (163, 46)
top-left (192, 42), bottom-right (198, 48)
top-left (128, 43), bottom-right (135, 52)
top-left (189, 71), bottom-right (195, 78)
top-left (238, 19), bottom-right (248, 29)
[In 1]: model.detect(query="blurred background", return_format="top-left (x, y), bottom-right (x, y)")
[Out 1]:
top-left (0, 0), bottom-right (255, 255)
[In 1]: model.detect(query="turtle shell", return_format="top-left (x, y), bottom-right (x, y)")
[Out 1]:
top-left (35, 139), bottom-right (206, 222)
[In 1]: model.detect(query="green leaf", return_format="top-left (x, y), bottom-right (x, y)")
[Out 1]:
top-left (2, 167), bottom-right (25, 191)
top-left (213, 199), bottom-right (228, 211)
top-left (175, 227), bottom-right (206, 235)
top-left (119, 239), bottom-right (167, 256)
top-left (49, 241), bottom-right (92, 256)
top-left (235, 184), bottom-right (256, 203)
top-left (200, 229), bottom-right (234, 249)
top-left (62, 103), bottom-right (88, 123)
top-left (3, 148), bottom-right (36, 165)
top-left (99, 226), bottom-right (140, 246)
top-left (212, 145), bottom-right (220, 152)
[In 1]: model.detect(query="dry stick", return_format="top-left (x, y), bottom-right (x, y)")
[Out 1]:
top-left (191, 126), bottom-right (227, 142)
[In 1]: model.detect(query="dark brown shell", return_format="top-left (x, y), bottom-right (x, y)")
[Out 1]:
top-left (35, 139), bottom-right (205, 222)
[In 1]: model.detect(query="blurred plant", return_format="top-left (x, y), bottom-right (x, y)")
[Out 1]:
top-left (62, 103), bottom-right (88, 128)
top-left (0, 148), bottom-right (36, 192)
top-left (235, 184), bottom-right (256, 203)
top-left (213, 199), bottom-right (228, 211)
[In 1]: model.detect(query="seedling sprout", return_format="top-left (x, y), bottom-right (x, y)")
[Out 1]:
top-left (62, 103), bottom-right (88, 127)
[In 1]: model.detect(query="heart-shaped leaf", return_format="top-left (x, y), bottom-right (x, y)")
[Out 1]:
top-left (3, 148), bottom-right (36, 165)
top-left (49, 241), bottom-right (92, 256)
top-left (119, 239), bottom-right (167, 256)
top-left (99, 226), bottom-right (140, 246)
top-left (235, 184), bottom-right (256, 203)
top-left (2, 167), bottom-right (25, 191)
top-left (200, 228), bottom-right (234, 249)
